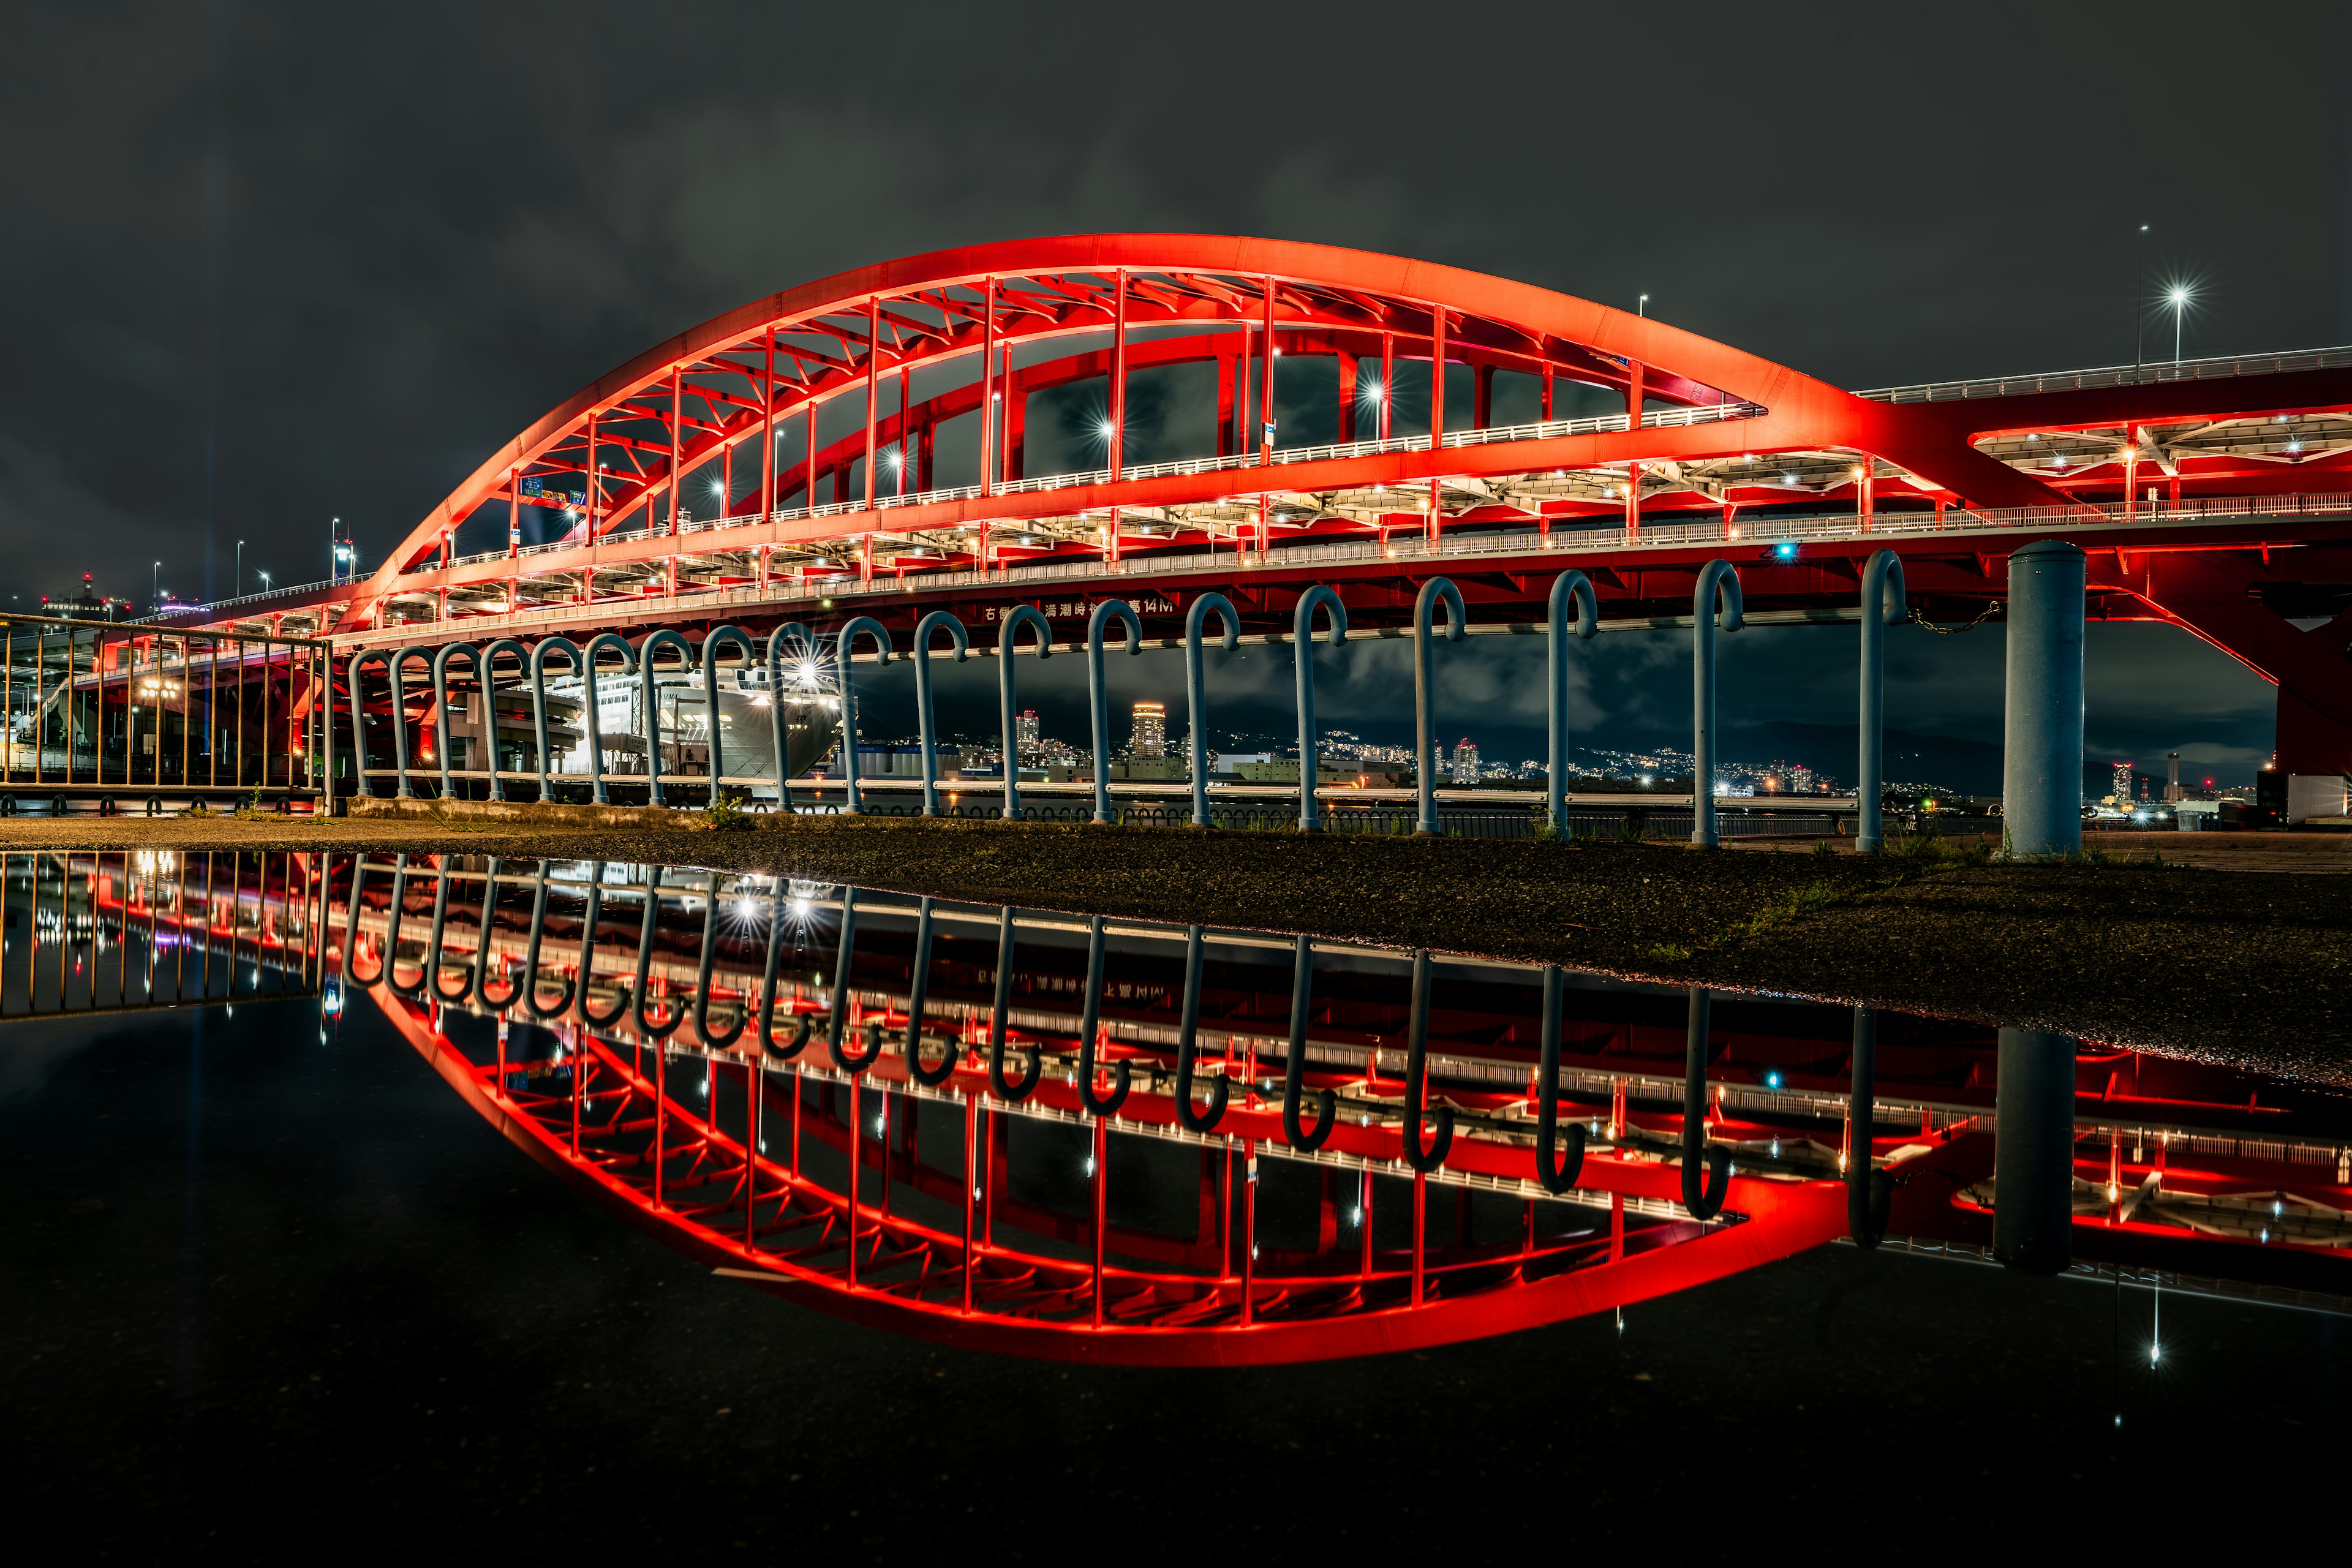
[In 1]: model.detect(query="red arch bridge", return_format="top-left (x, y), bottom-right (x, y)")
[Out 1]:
top-left (113, 234), bottom-right (2352, 810)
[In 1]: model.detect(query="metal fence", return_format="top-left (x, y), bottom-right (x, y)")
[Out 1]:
top-left (785, 796), bottom-right (1839, 840)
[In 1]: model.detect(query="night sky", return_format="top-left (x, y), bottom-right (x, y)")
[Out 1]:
top-left (4, 2), bottom-right (2346, 786)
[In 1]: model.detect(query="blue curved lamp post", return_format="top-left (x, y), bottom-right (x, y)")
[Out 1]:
top-left (1085, 600), bottom-right (1142, 823)
top-left (1546, 571), bottom-right (1598, 832)
top-left (699, 625), bottom-right (757, 804)
top-left (996, 606), bottom-right (1052, 820)
top-left (1690, 560), bottom-right (1744, 846)
top-left (637, 629), bottom-right (695, 806)
top-left (1681, 987), bottom-right (1731, 1219)
top-left (431, 641), bottom-right (524, 801)
top-left (1183, 592), bottom-right (1238, 826)
top-left (1291, 586), bottom-right (1347, 832)
top-left (834, 617), bottom-right (894, 813)
top-left (427, 643), bottom-right (478, 801)
top-left (349, 646), bottom-right (434, 799)
top-left (763, 622), bottom-right (813, 811)
top-left (1856, 549), bottom-right (1907, 852)
top-left (910, 611), bottom-right (968, 815)
top-left (526, 636), bottom-right (584, 802)
top-left (1412, 578), bottom-right (1466, 835)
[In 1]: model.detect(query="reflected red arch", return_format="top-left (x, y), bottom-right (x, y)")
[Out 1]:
top-left (368, 978), bottom-right (1844, 1365)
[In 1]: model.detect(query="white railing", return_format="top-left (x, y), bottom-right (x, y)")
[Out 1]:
top-left (399, 401), bottom-right (1774, 583)
top-left (336, 489), bottom-right (2352, 644)
top-left (1855, 344), bottom-right (2352, 404)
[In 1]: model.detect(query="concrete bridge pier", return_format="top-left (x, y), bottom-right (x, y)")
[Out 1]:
top-left (2001, 540), bottom-right (2086, 858)
top-left (1992, 1025), bottom-right (2079, 1275)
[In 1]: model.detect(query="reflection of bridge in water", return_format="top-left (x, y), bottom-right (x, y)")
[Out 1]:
top-left (311, 854), bottom-right (2351, 1361)
top-left (0, 851), bottom-right (325, 1016)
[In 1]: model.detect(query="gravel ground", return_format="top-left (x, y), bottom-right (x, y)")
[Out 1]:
top-left (4, 813), bottom-right (2344, 1069)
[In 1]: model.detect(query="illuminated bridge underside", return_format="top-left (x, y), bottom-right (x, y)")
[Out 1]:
top-left (176, 236), bottom-right (2352, 771)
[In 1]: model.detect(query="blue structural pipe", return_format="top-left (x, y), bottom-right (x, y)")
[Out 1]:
top-left (1546, 572), bottom-right (1599, 832)
top-left (575, 865), bottom-right (631, 1029)
top-left (1183, 594), bottom-right (1240, 827)
top-left (1400, 948), bottom-right (1452, 1171)
top-left (905, 896), bottom-right (959, 1087)
top-left (520, 864), bottom-right (575, 1019)
top-left (339, 856), bottom-right (376, 987)
top-left (528, 636), bottom-right (584, 802)
top-left (986, 905), bottom-right (1042, 1099)
top-left (763, 622), bottom-right (814, 811)
top-left (378, 855), bottom-right (415, 990)
top-left (997, 606), bottom-right (1053, 821)
top-left (579, 633), bottom-right (638, 805)
top-left (693, 872), bottom-right (748, 1049)
top-left (473, 860), bottom-right (519, 1008)
top-left (1412, 579), bottom-right (1466, 836)
top-left (349, 646), bottom-right (434, 798)
top-left (1690, 560), bottom-right (1744, 847)
top-left (1085, 600), bottom-right (1142, 824)
top-left (1171, 923), bottom-right (1226, 1133)
top-left (833, 617), bottom-right (894, 814)
top-left (1534, 965), bottom-right (1586, 1192)
top-left (1291, 586), bottom-right (1348, 832)
top-left (428, 643), bottom-right (478, 800)
top-left (631, 865), bottom-right (685, 1040)
top-left (755, 886), bottom-right (811, 1061)
top-left (910, 612), bottom-right (968, 816)
top-left (2001, 540), bottom-right (2087, 859)
top-left (1992, 1025), bottom-right (2078, 1274)
top-left (410, 870), bottom-right (459, 1003)
top-left (637, 629), bottom-right (696, 807)
top-left (1856, 549), bottom-right (1907, 852)
top-left (1280, 934), bottom-right (1333, 1150)
top-left (1681, 987), bottom-right (1731, 1219)
top-left (699, 625), bottom-right (758, 801)
top-left (829, 886), bottom-right (884, 1071)
top-left (1076, 914), bottom-right (1129, 1115)
top-left (1847, 1005), bottom-right (1890, 1248)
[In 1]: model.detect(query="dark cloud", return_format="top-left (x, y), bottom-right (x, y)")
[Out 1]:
top-left (2, 0), bottom-right (2339, 767)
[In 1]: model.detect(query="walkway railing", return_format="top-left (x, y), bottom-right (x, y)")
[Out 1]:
top-left (344, 488), bottom-right (2352, 637)
top-left (1854, 344), bottom-right (2352, 404)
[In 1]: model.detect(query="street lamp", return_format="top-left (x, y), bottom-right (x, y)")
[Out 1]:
top-left (2167, 285), bottom-right (2192, 364)
top-left (153, 560), bottom-right (161, 608)
top-left (236, 538), bottom-right (245, 598)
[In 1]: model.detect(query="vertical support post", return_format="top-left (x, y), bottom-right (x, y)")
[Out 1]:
top-left (805, 398), bottom-right (820, 510)
top-left (1627, 360), bottom-right (1645, 428)
top-left (962, 1095), bottom-right (979, 1313)
top-left (1336, 351), bottom-right (1357, 443)
top-left (863, 295), bottom-right (881, 509)
top-left (1610, 1191), bottom-right (1624, 1262)
top-left (1410, 1170), bottom-right (1427, 1305)
top-left (1259, 276), bottom-right (1276, 464)
top-left (979, 277), bottom-right (998, 497)
top-left (1379, 333), bottom-right (1394, 441)
top-left (584, 411), bottom-right (599, 540)
top-left (1541, 363), bottom-right (1555, 423)
top-left (1993, 1026), bottom-right (2079, 1275)
top-left (846, 1077), bottom-right (861, 1289)
top-left (1625, 464), bottom-right (1643, 540)
top-left (2001, 540), bottom-right (2087, 858)
top-left (1108, 269), bottom-right (1127, 480)
top-left (508, 476), bottom-right (520, 560)
top-left (1091, 1116), bottom-right (1109, 1328)
top-left (1240, 1139), bottom-right (1257, 1325)
top-left (1857, 549), bottom-right (1905, 853)
top-left (1691, 561), bottom-right (1742, 848)
top-left (1472, 364), bottom-right (1492, 429)
top-left (1359, 1168), bottom-right (1374, 1276)
top-left (761, 328), bottom-right (778, 519)
top-left (1216, 350), bottom-right (1237, 458)
top-left (666, 369), bottom-right (683, 535)
top-left (1427, 308), bottom-right (1446, 531)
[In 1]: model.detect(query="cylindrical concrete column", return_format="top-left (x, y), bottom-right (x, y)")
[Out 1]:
top-left (1992, 1025), bottom-right (2078, 1275)
top-left (2000, 540), bottom-right (2086, 858)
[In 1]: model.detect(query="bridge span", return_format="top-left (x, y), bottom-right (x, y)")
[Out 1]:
top-left (146, 236), bottom-right (2352, 774)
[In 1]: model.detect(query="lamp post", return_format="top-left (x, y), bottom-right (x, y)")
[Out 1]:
top-left (2133, 224), bottom-right (2149, 368)
top-left (153, 560), bottom-right (161, 610)
top-left (235, 539), bottom-right (245, 598)
top-left (2168, 285), bottom-right (2190, 364)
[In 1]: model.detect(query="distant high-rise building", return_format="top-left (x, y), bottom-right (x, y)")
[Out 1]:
top-left (1016, 709), bottom-right (1041, 747)
top-left (1131, 701), bottom-right (1166, 757)
top-left (2111, 761), bottom-right (2133, 802)
top-left (1452, 737), bottom-right (1480, 785)
top-left (2165, 751), bottom-right (2181, 804)
top-left (1790, 763), bottom-right (1814, 795)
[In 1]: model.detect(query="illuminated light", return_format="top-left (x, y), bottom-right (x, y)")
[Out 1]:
top-left (1084, 1155), bottom-right (1097, 1177)
top-left (2166, 285), bottom-right (2190, 307)
top-left (1349, 1205), bottom-right (1363, 1226)
top-left (2287, 440), bottom-right (2302, 454)
top-left (791, 897), bottom-right (812, 918)
top-left (1727, 527), bottom-right (1740, 538)
top-left (1774, 541), bottom-right (1798, 560)
top-left (2150, 1341), bottom-right (2163, 1365)
top-left (1781, 473), bottom-right (1798, 485)
top-left (1360, 380), bottom-right (1384, 404)
top-left (1770, 1140), bottom-right (1780, 1158)
top-left (796, 660), bottom-right (819, 687)
top-left (1850, 466), bottom-right (1865, 479)
top-left (1762, 1069), bottom-right (1784, 1090)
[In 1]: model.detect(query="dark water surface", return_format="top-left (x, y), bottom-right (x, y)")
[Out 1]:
top-left (2, 851), bottom-right (2343, 1557)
